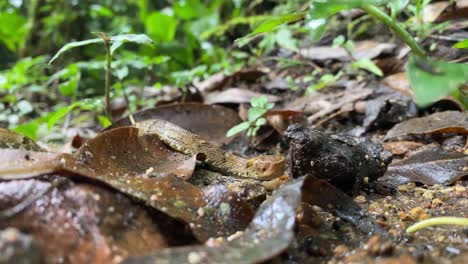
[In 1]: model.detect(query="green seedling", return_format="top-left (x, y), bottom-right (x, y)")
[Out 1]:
top-left (227, 96), bottom-right (274, 138)
top-left (49, 33), bottom-right (154, 121)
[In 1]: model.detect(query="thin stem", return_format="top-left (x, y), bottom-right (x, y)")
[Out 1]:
top-left (361, 4), bottom-right (426, 58)
top-left (406, 217), bottom-right (468, 233)
top-left (105, 41), bottom-right (112, 122)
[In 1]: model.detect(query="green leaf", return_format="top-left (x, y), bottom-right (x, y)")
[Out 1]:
top-left (97, 115), bottom-right (112, 128)
top-left (238, 12), bottom-right (305, 41)
top-left (145, 12), bottom-right (178, 42)
top-left (453, 39), bottom-right (468, 49)
top-left (255, 117), bottom-right (267, 127)
top-left (275, 28), bottom-right (298, 51)
top-left (13, 121), bottom-right (39, 140)
top-left (49, 38), bottom-right (103, 64)
top-left (109, 34), bottom-right (154, 54)
top-left (47, 102), bottom-right (81, 129)
top-left (248, 108), bottom-right (268, 122)
top-left (250, 96), bottom-right (268, 108)
top-left (174, 0), bottom-right (208, 20)
top-left (407, 55), bottom-right (468, 107)
top-left (351, 58), bottom-right (383, 76)
top-left (309, 0), bottom-right (385, 19)
top-left (226, 121), bottom-right (250, 137)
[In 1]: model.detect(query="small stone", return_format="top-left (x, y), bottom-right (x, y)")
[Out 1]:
top-left (422, 191), bottom-right (433, 199)
top-left (187, 252), bottom-right (202, 264)
top-left (333, 245), bottom-right (349, 257)
top-left (197, 207), bottom-right (205, 217)
top-left (409, 207), bottom-right (430, 221)
top-left (431, 198), bottom-right (443, 207)
top-left (354, 195), bottom-right (366, 203)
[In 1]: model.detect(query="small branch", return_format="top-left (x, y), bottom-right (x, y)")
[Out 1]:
top-left (105, 41), bottom-right (112, 122)
top-left (361, 4), bottom-right (426, 58)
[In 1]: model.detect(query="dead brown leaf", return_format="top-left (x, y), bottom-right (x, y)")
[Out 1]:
top-left (383, 147), bottom-right (468, 185)
top-left (108, 103), bottom-right (242, 146)
top-left (385, 111), bottom-right (468, 140)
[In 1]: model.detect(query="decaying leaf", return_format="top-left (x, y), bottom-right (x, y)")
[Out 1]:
top-left (383, 141), bottom-right (424, 155)
top-left (0, 179), bottom-right (176, 263)
top-left (383, 147), bottom-right (468, 185)
top-left (385, 111), bottom-right (468, 140)
top-left (122, 178), bottom-right (303, 264)
top-left (107, 103), bottom-right (242, 146)
top-left (0, 127), bottom-right (252, 241)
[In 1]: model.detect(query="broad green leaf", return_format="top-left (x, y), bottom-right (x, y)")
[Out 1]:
top-left (453, 39), bottom-right (468, 49)
top-left (351, 58), bottom-right (383, 76)
top-left (407, 55), bottom-right (468, 107)
top-left (0, 12), bottom-right (27, 52)
top-left (145, 12), bottom-right (178, 42)
top-left (226, 121), bottom-right (250, 137)
top-left (13, 121), bottom-right (39, 140)
top-left (49, 38), bottom-right (103, 64)
top-left (174, 0), bottom-right (207, 20)
top-left (109, 34), bottom-right (154, 54)
top-left (238, 12), bottom-right (305, 41)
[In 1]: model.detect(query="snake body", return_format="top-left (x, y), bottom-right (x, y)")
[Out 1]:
top-left (135, 119), bottom-right (285, 180)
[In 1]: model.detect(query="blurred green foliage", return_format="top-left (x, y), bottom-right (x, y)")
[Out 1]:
top-left (1, 0), bottom-right (465, 141)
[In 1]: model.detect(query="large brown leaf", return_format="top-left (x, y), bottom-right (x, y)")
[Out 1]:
top-left (107, 103), bottom-right (242, 146)
top-left (385, 111), bottom-right (468, 140)
top-left (383, 147), bottom-right (468, 185)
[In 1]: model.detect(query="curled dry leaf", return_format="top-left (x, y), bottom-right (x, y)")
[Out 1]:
top-left (383, 147), bottom-right (468, 185)
top-left (385, 111), bottom-right (468, 140)
top-left (204, 88), bottom-right (281, 105)
top-left (107, 103), bottom-right (242, 146)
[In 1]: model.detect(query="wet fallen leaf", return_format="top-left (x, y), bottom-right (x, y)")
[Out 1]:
top-left (107, 103), bottom-right (241, 146)
top-left (0, 179), bottom-right (177, 263)
top-left (204, 88), bottom-right (281, 105)
top-left (383, 147), bottom-right (468, 185)
top-left (383, 141), bottom-right (424, 155)
top-left (122, 178), bottom-right (303, 264)
top-left (301, 176), bottom-right (386, 235)
top-left (385, 111), bottom-right (468, 140)
top-left (382, 72), bottom-right (413, 97)
top-left (0, 127), bottom-right (253, 241)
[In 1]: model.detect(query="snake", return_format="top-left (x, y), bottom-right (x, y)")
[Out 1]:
top-left (135, 119), bottom-right (286, 181)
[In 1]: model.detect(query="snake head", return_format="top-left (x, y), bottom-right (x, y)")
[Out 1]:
top-left (245, 155), bottom-right (286, 180)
